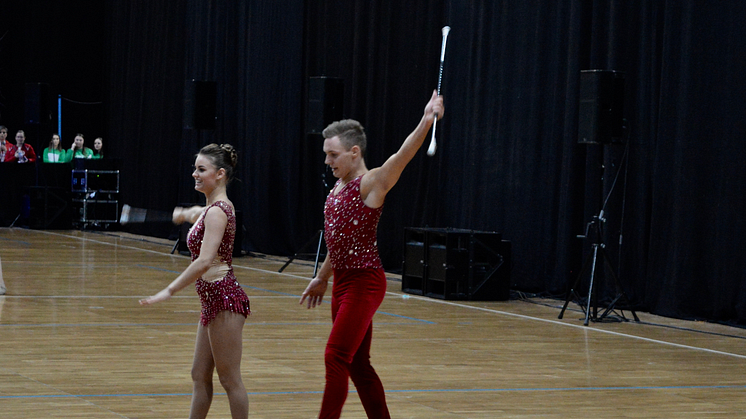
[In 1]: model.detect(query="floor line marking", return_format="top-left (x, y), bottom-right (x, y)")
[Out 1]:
top-left (384, 291), bottom-right (746, 359)
top-left (3, 384), bottom-right (746, 400)
top-left (16, 229), bottom-right (746, 360)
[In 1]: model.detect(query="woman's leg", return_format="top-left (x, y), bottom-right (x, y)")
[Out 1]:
top-left (189, 323), bottom-right (215, 419)
top-left (208, 310), bottom-right (248, 419)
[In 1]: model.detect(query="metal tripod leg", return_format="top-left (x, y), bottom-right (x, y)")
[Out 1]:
top-left (9, 213), bottom-right (22, 228)
top-left (594, 246), bottom-right (640, 322)
top-left (583, 244), bottom-right (601, 326)
top-left (312, 230), bottom-right (324, 278)
top-left (559, 243), bottom-right (596, 320)
top-left (279, 229), bottom-right (324, 273)
top-left (559, 242), bottom-right (639, 324)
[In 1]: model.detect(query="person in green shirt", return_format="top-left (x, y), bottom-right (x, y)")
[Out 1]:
top-left (91, 137), bottom-right (104, 159)
top-left (68, 133), bottom-right (93, 159)
top-left (42, 133), bottom-right (69, 163)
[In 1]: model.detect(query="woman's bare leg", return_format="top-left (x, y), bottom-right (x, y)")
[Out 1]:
top-left (208, 311), bottom-right (248, 419)
top-left (189, 323), bottom-right (215, 419)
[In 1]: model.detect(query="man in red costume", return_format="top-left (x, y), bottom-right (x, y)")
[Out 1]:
top-left (301, 90), bottom-right (444, 419)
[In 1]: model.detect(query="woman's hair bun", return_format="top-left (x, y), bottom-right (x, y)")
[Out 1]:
top-left (220, 143), bottom-right (238, 168)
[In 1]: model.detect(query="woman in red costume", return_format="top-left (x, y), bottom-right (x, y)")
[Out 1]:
top-left (141, 143), bottom-right (250, 419)
top-left (301, 91), bottom-right (444, 419)
top-left (4, 130), bottom-right (37, 163)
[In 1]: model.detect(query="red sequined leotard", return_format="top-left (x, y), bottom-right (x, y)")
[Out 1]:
top-left (187, 200), bottom-right (250, 326)
top-left (324, 175), bottom-right (384, 269)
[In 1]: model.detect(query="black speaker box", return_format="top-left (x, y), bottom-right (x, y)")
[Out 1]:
top-left (184, 80), bottom-right (217, 130)
top-left (26, 186), bottom-right (72, 229)
top-left (24, 83), bottom-right (51, 125)
top-left (176, 222), bottom-right (191, 255)
top-left (402, 228), bottom-right (512, 301)
top-left (307, 77), bottom-right (343, 135)
top-left (402, 229), bottom-right (427, 295)
top-left (233, 209), bottom-right (244, 257)
top-left (578, 70), bottom-right (625, 144)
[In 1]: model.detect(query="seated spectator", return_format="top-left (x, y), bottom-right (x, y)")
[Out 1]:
top-left (68, 133), bottom-right (93, 159)
top-left (0, 126), bottom-right (9, 162)
top-left (92, 137), bottom-right (104, 159)
top-left (4, 130), bottom-right (37, 163)
top-left (43, 133), bottom-right (69, 163)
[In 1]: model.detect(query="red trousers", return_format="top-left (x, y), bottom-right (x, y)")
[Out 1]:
top-left (319, 268), bottom-right (391, 419)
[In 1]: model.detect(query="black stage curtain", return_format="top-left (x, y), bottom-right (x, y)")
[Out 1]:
top-left (301, 0), bottom-right (746, 323)
top-left (4, 1), bottom-right (745, 324)
top-left (105, 0), bottom-right (306, 245)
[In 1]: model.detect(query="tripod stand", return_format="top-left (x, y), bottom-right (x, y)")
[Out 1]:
top-left (278, 229), bottom-right (325, 277)
top-left (560, 69), bottom-right (637, 325)
top-left (559, 210), bottom-right (639, 325)
top-left (278, 165), bottom-right (330, 276)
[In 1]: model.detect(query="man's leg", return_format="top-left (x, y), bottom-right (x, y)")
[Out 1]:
top-left (350, 323), bottom-right (390, 419)
top-left (319, 269), bottom-right (387, 419)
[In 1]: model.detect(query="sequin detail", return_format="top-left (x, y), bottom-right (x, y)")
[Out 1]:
top-left (324, 175), bottom-right (383, 269)
top-left (187, 201), bottom-right (236, 265)
top-left (196, 272), bottom-right (250, 326)
top-left (187, 201), bottom-right (250, 326)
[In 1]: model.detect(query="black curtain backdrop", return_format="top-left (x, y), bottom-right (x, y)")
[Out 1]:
top-left (0, 1), bottom-right (106, 155)
top-left (2, 1), bottom-right (745, 325)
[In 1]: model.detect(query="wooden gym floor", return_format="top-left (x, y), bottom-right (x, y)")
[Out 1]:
top-left (1, 227), bottom-right (746, 418)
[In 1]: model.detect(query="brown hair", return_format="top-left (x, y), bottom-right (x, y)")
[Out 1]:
top-left (322, 119), bottom-right (367, 158)
top-left (197, 143), bottom-right (238, 183)
top-left (49, 133), bottom-right (62, 151)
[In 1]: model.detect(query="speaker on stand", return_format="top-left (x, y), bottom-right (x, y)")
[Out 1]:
top-left (233, 209), bottom-right (245, 257)
top-left (559, 69), bottom-right (638, 325)
top-left (307, 77), bottom-right (344, 135)
top-left (24, 82), bottom-right (52, 188)
top-left (24, 83), bottom-right (52, 125)
top-left (578, 70), bottom-right (624, 145)
top-left (184, 80), bottom-right (217, 130)
top-left (279, 77), bottom-right (344, 273)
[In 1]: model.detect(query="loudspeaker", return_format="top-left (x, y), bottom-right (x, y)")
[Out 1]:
top-left (402, 228), bottom-right (427, 295)
top-left (26, 187), bottom-right (72, 229)
top-left (307, 77), bottom-right (343, 135)
top-left (578, 70), bottom-right (625, 144)
top-left (233, 209), bottom-right (244, 257)
top-left (24, 83), bottom-right (51, 125)
top-left (402, 228), bottom-right (512, 301)
top-left (184, 80), bottom-right (217, 130)
top-left (177, 222), bottom-right (190, 255)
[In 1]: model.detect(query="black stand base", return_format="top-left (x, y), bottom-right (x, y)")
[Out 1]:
top-left (559, 240), bottom-right (639, 326)
top-left (171, 238), bottom-right (181, 254)
top-left (279, 229), bottom-right (324, 277)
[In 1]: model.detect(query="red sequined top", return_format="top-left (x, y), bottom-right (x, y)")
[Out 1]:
top-left (187, 201), bottom-right (235, 266)
top-left (324, 175), bottom-right (384, 269)
top-left (186, 201), bottom-right (249, 326)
